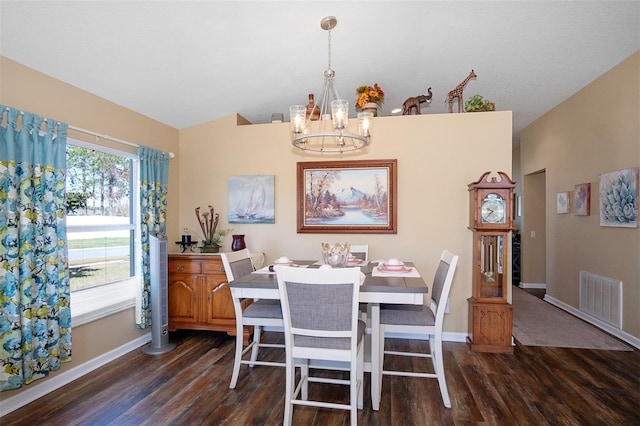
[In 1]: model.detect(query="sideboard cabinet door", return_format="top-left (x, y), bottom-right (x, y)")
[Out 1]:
top-left (168, 254), bottom-right (249, 342)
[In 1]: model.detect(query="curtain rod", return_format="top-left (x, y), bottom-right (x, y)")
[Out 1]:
top-left (67, 124), bottom-right (175, 159)
top-left (5, 107), bottom-right (175, 158)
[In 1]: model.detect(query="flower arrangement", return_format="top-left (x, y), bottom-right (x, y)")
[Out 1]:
top-left (207, 228), bottom-right (231, 247)
top-left (355, 83), bottom-right (385, 110)
top-left (195, 205), bottom-right (220, 245)
top-left (195, 206), bottom-right (233, 252)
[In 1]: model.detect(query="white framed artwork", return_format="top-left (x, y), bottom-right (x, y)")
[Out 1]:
top-left (599, 168), bottom-right (638, 228)
top-left (557, 192), bottom-right (569, 214)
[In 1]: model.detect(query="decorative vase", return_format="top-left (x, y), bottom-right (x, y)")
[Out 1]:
top-left (201, 244), bottom-right (220, 253)
top-left (306, 93), bottom-right (320, 121)
top-left (361, 102), bottom-right (379, 117)
top-left (321, 242), bottom-right (351, 267)
top-left (231, 234), bottom-right (246, 252)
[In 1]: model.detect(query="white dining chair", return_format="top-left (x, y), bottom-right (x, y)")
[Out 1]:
top-left (379, 250), bottom-right (459, 408)
top-left (349, 244), bottom-right (369, 263)
top-left (276, 266), bottom-right (365, 426)
top-left (222, 249), bottom-right (285, 389)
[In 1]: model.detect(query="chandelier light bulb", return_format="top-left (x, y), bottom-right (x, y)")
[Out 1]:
top-left (331, 99), bottom-right (348, 131)
top-left (358, 112), bottom-right (373, 138)
top-left (290, 105), bottom-right (306, 135)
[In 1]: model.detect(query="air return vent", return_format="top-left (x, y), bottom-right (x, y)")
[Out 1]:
top-left (579, 271), bottom-right (622, 329)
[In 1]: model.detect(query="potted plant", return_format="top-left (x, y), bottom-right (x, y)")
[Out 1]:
top-left (202, 229), bottom-right (231, 253)
top-left (464, 95), bottom-right (496, 112)
top-left (196, 205), bottom-right (231, 253)
top-left (355, 83), bottom-right (385, 116)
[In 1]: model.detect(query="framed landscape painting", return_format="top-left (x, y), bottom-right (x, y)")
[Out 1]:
top-left (574, 183), bottom-right (591, 216)
top-left (599, 168), bottom-right (638, 228)
top-left (297, 159), bottom-right (397, 234)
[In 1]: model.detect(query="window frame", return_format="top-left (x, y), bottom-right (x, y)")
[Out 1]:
top-left (66, 137), bottom-right (141, 326)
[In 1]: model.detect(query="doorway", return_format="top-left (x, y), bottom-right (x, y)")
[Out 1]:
top-left (521, 170), bottom-right (546, 291)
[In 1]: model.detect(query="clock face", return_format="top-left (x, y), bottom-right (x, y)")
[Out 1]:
top-left (481, 193), bottom-right (506, 223)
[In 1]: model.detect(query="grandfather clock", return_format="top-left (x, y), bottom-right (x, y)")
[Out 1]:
top-left (467, 171), bottom-right (515, 353)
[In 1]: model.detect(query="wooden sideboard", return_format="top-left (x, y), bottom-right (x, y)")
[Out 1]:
top-left (167, 254), bottom-right (251, 343)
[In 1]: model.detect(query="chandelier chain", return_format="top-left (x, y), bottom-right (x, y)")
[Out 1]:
top-left (327, 28), bottom-right (332, 70)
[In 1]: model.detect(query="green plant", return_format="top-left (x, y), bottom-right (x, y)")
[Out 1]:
top-left (205, 228), bottom-right (231, 247)
top-left (464, 95), bottom-right (495, 112)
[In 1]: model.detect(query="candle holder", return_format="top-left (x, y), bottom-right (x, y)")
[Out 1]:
top-left (175, 241), bottom-right (198, 253)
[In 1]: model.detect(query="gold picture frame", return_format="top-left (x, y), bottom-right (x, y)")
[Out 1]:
top-left (297, 159), bottom-right (397, 234)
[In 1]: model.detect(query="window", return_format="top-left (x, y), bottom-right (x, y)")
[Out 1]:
top-left (66, 138), bottom-right (140, 324)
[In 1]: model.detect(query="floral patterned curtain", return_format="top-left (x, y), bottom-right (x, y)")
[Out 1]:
top-left (136, 146), bottom-right (169, 328)
top-left (0, 106), bottom-right (70, 391)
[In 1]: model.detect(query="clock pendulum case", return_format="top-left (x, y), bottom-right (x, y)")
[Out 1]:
top-left (467, 171), bottom-right (515, 353)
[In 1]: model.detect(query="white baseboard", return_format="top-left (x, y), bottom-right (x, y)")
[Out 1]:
top-left (519, 282), bottom-right (547, 289)
top-left (0, 333), bottom-right (151, 417)
top-left (543, 295), bottom-right (639, 350)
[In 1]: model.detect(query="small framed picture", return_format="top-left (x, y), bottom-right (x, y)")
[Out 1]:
top-left (228, 175), bottom-right (275, 224)
top-left (557, 192), bottom-right (570, 214)
top-left (574, 183), bottom-right (591, 216)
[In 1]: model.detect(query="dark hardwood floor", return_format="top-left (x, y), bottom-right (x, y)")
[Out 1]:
top-left (3, 329), bottom-right (639, 425)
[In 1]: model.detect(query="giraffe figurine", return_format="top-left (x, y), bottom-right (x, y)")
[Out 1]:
top-left (446, 70), bottom-right (477, 113)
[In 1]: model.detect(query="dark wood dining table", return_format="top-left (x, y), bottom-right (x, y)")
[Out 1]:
top-left (229, 260), bottom-right (428, 411)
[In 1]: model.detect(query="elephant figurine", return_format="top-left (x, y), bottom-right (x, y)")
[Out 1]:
top-left (402, 87), bottom-right (433, 115)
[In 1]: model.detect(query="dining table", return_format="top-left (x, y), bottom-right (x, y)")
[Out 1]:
top-left (229, 259), bottom-right (428, 411)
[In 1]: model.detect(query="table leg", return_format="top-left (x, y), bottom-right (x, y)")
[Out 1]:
top-left (370, 302), bottom-right (381, 411)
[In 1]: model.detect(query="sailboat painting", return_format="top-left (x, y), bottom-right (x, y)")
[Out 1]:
top-left (228, 175), bottom-right (275, 224)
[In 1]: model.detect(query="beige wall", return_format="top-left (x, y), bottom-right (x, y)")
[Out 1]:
top-left (520, 51), bottom-right (639, 338)
top-left (178, 111), bottom-right (513, 335)
top-left (0, 56), bottom-right (180, 399)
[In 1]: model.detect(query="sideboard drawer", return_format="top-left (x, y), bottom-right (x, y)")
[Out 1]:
top-left (169, 259), bottom-right (202, 274)
top-left (202, 260), bottom-right (224, 275)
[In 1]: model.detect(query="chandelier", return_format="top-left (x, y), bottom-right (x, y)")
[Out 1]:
top-left (290, 16), bottom-right (373, 153)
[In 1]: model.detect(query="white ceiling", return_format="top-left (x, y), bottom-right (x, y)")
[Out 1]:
top-left (1, 1), bottom-right (638, 144)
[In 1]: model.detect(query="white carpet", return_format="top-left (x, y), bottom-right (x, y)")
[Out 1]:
top-left (512, 286), bottom-right (632, 351)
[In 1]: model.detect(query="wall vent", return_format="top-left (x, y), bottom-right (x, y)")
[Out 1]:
top-left (579, 271), bottom-right (623, 329)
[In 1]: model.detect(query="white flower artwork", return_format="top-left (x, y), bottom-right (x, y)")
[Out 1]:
top-left (557, 192), bottom-right (569, 214)
top-left (599, 168), bottom-right (638, 228)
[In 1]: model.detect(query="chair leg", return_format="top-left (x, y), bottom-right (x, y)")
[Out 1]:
top-left (378, 327), bottom-right (385, 397)
top-left (357, 344), bottom-right (364, 410)
top-left (283, 353), bottom-right (295, 426)
top-left (350, 394), bottom-right (357, 425)
top-left (431, 335), bottom-right (451, 408)
top-left (301, 359), bottom-right (309, 401)
top-left (249, 326), bottom-right (262, 367)
top-left (229, 322), bottom-right (244, 389)
top-left (350, 355), bottom-right (358, 425)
